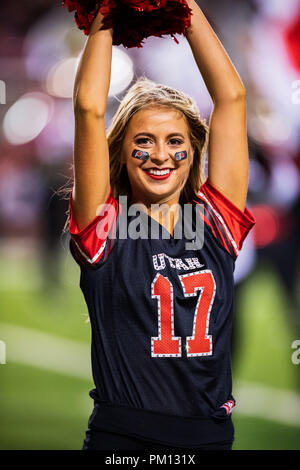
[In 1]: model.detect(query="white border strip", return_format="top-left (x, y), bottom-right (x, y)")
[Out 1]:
top-left (1, 323), bottom-right (300, 428)
top-left (234, 380), bottom-right (300, 428)
top-left (73, 239), bottom-right (106, 264)
top-left (0, 323), bottom-right (91, 380)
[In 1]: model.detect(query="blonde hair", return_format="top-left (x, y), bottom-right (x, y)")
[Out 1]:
top-left (61, 77), bottom-right (209, 232)
top-left (108, 77), bottom-right (209, 204)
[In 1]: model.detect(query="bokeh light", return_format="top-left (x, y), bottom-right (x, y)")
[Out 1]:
top-left (0, 0), bottom-right (300, 452)
top-left (109, 47), bottom-right (134, 97)
top-left (46, 57), bottom-right (80, 99)
top-left (251, 205), bottom-right (280, 248)
top-left (3, 92), bottom-right (53, 145)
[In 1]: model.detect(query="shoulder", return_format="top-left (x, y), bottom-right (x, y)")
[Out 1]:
top-left (68, 187), bottom-right (119, 267)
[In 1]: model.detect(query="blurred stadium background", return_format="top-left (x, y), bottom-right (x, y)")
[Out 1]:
top-left (0, 0), bottom-right (300, 450)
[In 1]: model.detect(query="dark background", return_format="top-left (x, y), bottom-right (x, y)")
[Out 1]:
top-left (0, 0), bottom-right (299, 449)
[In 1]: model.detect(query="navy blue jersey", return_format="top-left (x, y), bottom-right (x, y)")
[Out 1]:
top-left (69, 178), bottom-right (255, 447)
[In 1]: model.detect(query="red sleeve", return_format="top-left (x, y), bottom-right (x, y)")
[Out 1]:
top-left (196, 179), bottom-right (256, 258)
top-left (68, 187), bottom-right (119, 266)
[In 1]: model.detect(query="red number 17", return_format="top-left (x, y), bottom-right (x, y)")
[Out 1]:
top-left (151, 270), bottom-right (216, 357)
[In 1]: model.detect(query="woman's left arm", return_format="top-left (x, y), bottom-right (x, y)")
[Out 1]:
top-left (185, 0), bottom-right (248, 211)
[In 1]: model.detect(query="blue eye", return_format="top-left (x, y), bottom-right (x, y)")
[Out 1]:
top-left (136, 138), bottom-right (151, 145)
top-left (135, 137), bottom-right (183, 145)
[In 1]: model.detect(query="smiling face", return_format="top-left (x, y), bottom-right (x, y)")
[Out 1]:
top-left (121, 105), bottom-right (194, 207)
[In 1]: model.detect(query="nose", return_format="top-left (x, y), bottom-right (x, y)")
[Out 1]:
top-left (149, 143), bottom-right (171, 165)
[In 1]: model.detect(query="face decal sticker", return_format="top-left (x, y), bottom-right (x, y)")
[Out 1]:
top-left (132, 149), bottom-right (150, 161)
top-left (174, 151), bottom-right (187, 161)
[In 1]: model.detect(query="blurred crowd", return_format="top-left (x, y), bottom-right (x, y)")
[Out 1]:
top-left (0, 0), bottom-right (299, 359)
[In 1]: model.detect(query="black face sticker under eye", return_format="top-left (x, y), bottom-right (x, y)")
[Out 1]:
top-left (174, 150), bottom-right (187, 161)
top-left (132, 149), bottom-right (150, 161)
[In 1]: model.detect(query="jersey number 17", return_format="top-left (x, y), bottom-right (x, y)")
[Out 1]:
top-left (151, 270), bottom-right (216, 358)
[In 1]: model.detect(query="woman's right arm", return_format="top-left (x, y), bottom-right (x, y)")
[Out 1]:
top-left (72, 9), bottom-right (113, 231)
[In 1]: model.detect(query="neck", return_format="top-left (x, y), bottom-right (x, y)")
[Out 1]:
top-left (130, 191), bottom-right (180, 210)
top-left (130, 191), bottom-right (181, 236)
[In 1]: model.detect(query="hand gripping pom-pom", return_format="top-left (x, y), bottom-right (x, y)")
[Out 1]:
top-left (62, 0), bottom-right (192, 48)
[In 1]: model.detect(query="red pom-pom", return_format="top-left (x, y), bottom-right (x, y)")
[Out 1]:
top-left (62, 0), bottom-right (192, 48)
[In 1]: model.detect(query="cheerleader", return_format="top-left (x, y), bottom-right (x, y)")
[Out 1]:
top-left (68, 0), bottom-right (256, 450)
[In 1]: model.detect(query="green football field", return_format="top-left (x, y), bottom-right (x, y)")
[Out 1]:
top-left (0, 247), bottom-right (299, 450)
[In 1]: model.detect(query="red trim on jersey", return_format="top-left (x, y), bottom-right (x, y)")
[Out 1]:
top-left (221, 399), bottom-right (235, 415)
top-left (203, 205), bottom-right (233, 255)
top-left (196, 189), bottom-right (238, 257)
top-left (68, 187), bottom-right (119, 265)
top-left (198, 205), bottom-right (234, 257)
top-left (196, 178), bottom-right (256, 255)
top-left (197, 207), bottom-right (218, 239)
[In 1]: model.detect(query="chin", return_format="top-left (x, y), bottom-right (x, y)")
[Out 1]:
top-left (129, 171), bottom-right (184, 204)
top-left (142, 184), bottom-right (178, 203)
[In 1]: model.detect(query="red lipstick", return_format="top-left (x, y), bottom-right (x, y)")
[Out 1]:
top-left (143, 169), bottom-right (174, 180)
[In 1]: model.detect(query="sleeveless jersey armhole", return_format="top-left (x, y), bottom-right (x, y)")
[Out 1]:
top-left (68, 188), bottom-right (119, 267)
top-left (195, 178), bottom-right (256, 259)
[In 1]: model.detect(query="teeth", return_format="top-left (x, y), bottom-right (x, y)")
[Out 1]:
top-left (148, 169), bottom-right (171, 175)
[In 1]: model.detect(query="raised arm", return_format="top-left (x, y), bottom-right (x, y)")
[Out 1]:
top-left (72, 9), bottom-right (113, 231)
top-left (185, 0), bottom-right (248, 211)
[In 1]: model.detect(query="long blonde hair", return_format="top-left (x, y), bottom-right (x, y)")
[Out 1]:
top-left (61, 77), bottom-right (209, 231)
top-left (108, 77), bottom-right (209, 204)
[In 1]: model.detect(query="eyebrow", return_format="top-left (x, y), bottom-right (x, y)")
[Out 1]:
top-left (133, 132), bottom-right (185, 139)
